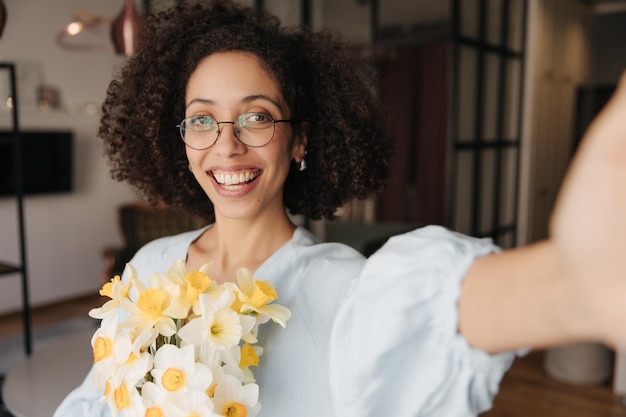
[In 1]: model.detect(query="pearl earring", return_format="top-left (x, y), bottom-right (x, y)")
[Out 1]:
top-left (298, 150), bottom-right (308, 172)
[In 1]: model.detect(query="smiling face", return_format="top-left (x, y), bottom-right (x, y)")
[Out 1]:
top-left (184, 52), bottom-right (306, 223)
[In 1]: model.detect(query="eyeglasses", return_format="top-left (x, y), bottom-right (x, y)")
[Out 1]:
top-left (177, 112), bottom-right (294, 149)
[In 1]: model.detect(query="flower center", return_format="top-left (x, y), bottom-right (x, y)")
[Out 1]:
top-left (249, 280), bottom-right (278, 307)
top-left (162, 367), bottom-right (186, 392)
top-left (145, 407), bottom-right (164, 417)
top-left (185, 271), bottom-right (212, 300)
top-left (239, 343), bottom-right (259, 368)
top-left (223, 402), bottom-right (248, 417)
top-left (210, 324), bottom-right (223, 335)
top-left (113, 384), bottom-right (130, 410)
top-left (137, 288), bottom-right (168, 319)
top-left (93, 336), bottom-right (112, 362)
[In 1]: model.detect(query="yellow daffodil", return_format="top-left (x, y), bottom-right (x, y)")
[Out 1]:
top-left (162, 259), bottom-right (219, 316)
top-left (120, 273), bottom-right (188, 337)
top-left (239, 342), bottom-right (263, 384)
top-left (227, 268), bottom-right (292, 327)
top-left (239, 343), bottom-right (259, 368)
top-left (89, 269), bottom-right (133, 320)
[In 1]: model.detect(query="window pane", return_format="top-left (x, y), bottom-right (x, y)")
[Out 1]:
top-left (479, 149), bottom-right (496, 235)
top-left (486, 0), bottom-right (503, 46)
top-left (507, 0), bottom-right (526, 53)
top-left (500, 148), bottom-right (518, 226)
top-left (460, 0), bottom-right (480, 39)
top-left (453, 151), bottom-right (475, 234)
top-left (457, 46), bottom-right (477, 143)
top-left (483, 52), bottom-right (501, 142)
top-left (504, 59), bottom-right (522, 140)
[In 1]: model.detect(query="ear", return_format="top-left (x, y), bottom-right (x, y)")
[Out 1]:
top-left (291, 122), bottom-right (309, 162)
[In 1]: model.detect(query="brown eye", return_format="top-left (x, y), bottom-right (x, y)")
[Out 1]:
top-left (239, 112), bottom-right (273, 130)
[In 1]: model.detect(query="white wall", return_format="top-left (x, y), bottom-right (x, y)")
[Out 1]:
top-left (0, 0), bottom-right (137, 314)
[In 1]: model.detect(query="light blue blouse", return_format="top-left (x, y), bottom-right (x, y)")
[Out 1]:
top-left (54, 225), bottom-right (516, 417)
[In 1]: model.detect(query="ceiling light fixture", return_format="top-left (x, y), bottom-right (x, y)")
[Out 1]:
top-left (56, 0), bottom-right (144, 56)
top-left (111, 0), bottom-right (143, 56)
top-left (56, 12), bottom-right (112, 51)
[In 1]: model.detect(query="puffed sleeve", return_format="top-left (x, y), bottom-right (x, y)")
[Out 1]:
top-left (329, 225), bottom-right (520, 417)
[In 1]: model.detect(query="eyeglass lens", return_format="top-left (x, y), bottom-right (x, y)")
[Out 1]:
top-left (179, 112), bottom-right (280, 149)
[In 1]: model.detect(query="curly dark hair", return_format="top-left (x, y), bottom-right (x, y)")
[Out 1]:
top-left (99, 0), bottom-right (394, 222)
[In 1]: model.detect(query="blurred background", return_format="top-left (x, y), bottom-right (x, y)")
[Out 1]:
top-left (0, 0), bottom-right (625, 384)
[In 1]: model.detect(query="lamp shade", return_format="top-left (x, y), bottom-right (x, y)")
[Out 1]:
top-left (0, 0), bottom-right (7, 38)
top-left (111, 0), bottom-right (142, 56)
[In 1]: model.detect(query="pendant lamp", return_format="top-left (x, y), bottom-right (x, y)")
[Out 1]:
top-left (0, 0), bottom-right (7, 38)
top-left (111, 0), bottom-right (143, 56)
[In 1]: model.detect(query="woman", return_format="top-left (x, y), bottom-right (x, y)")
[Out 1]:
top-left (56, 1), bottom-right (626, 416)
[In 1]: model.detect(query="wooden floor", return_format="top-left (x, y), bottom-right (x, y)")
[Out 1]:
top-left (1, 293), bottom-right (626, 417)
top-left (484, 353), bottom-right (626, 417)
top-left (0, 293), bottom-right (103, 338)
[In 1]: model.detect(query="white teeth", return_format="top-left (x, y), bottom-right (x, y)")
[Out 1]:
top-left (213, 171), bottom-right (259, 186)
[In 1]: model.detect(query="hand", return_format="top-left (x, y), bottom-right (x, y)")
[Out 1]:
top-left (550, 70), bottom-right (626, 347)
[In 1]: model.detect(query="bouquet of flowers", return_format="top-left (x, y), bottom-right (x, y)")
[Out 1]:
top-left (88, 259), bottom-right (291, 417)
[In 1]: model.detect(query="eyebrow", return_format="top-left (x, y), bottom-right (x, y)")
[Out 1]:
top-left (186, 94), bottom-right (284, 113)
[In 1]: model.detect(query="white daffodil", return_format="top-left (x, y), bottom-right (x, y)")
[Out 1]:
top-left (120, 351), bottom-right (154, 397)
top-left (91, 313), bottom-right (135, 385)
top-left (212, 374), bottom-right (260, 417)
top-left (227, 268), bottom-right (292, 328)
top-left (89, 271), bottom-right (132, 320)
top-left (88, 259), bottom-right (291, 416)
top-left (178, 292), bottom-right (255, 353)
top-left (140, 381), bottom-right (171, 417)
top-left (195, 341), bottom-right (242, 400)
top-left (126, 326), bottom-right (160, 360)
top-left (163, 390), bottom-right (220, 417)
top-left (120, 272), bottom-right (189, 337)
top-left (101, 368), bottom-right (146, 417)
top-left (151, 344), bottom-right (213, 395)
top-left (91, 313), bottom-right (121, 366)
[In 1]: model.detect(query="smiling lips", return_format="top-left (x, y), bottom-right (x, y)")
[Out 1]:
top-left (211, 170), bottom-right (261, 190)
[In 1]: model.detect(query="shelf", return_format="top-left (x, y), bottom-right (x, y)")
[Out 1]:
top-left (0, 61), bottom-right (32, 356)
top-left (0, 261), bottom-right (23, 276)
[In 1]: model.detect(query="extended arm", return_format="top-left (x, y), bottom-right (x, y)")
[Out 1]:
top-left (459, 70), bottom-right (626, 353)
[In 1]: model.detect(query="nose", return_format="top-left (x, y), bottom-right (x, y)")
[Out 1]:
top-left (214, 121), bottom-right (246, 156)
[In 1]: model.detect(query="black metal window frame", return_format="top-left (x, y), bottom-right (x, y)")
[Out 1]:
top-left (449, 0), bottom-right (528, 247)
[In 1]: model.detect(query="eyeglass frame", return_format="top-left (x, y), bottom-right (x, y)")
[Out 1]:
top-left (176, 112), bottom-right (296, 150)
